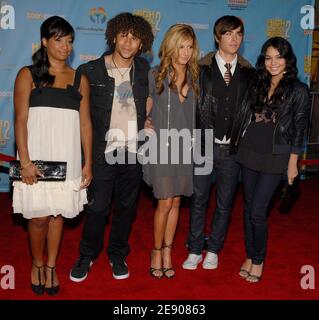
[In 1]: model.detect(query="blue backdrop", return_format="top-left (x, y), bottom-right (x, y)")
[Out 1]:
top-left (0, 0), bottom-right (315, 191)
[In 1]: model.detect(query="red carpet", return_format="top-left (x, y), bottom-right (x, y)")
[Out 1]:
top-left (0, 179), bottom-right (319, 300)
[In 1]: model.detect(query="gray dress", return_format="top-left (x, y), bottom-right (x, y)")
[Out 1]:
top-left (143, 67), bottom-right (195, 199)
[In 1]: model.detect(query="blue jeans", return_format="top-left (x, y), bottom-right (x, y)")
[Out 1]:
top-left (241, 166), bottom-right (282, 264)
top-left (187, 144), bottom-right (240, 254)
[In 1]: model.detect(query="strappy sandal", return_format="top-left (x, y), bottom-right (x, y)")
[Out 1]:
top-left (246, 263), bottom-right (263, 283)
top-left (162, 243), bottom-right (175, 279)
top-left (31, 262), bottom-right (45, 295)
top-left (150, 248), bottom-right (163, 279)
top-left (239, 268), bottom-right (250, 279)
top-left (239, 259), bottom-right (252, 279)
top-left (246, 274), bottom-right (262, 283)
top-left (45, 265), bottom-right (60, 295)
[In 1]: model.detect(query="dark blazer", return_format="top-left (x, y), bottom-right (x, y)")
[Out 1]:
top-left (196, 51), bottom-right (256, 154)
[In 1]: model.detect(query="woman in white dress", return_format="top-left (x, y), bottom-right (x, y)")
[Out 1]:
top-left (13, 16), bottom-right (92, 295)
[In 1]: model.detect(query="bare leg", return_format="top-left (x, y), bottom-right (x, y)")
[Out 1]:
top-left (45, 215), bottom-right (63, 288)
top-left (163, 196), bottom-right (180, 247)
top-left (150, 198), bottom-right (173, 278)
top-left (162, 196), bottom-right (180, 277)
top-left (28, 217), bottom-right (50, 285)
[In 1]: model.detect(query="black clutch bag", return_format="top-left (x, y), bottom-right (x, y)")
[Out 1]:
top-left (9, 160), bottom-right (67, 181)
top-left (277, 178), bottom-right (300, 215)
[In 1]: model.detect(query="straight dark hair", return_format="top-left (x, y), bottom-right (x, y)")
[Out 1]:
top-left (30, 16), bottom-right (74, 88)
top-left (213, 15), bottom-right (244, 48)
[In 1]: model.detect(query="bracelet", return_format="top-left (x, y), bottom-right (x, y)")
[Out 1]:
top-left (20, 161), bottom-right (32, 169)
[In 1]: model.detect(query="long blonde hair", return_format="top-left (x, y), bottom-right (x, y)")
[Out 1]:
top-left (156, 24), bottom-right (200, 97)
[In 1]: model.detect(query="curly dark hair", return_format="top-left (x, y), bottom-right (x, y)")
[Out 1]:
top-left (105, 12), bottom-right (154, 54)
top-left (251, 36), bottom-right (298, 114)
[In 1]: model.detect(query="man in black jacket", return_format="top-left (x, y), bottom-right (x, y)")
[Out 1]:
top-left (70, 13), bottom-right (154, 281)
top-left (183, 15), bottom-right (255, 270)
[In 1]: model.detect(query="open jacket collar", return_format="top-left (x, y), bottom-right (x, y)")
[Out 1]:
top-left (199, 51), bottom-right (253, 69)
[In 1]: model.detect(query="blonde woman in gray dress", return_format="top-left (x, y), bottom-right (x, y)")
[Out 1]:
top-left (143, 24), bottom-right (199, 279)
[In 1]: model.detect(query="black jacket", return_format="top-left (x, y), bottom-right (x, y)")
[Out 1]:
top-left (196, 52), bottom-right (256, 154)
top-left (77, 52), bottom-right (150, 155)
top-left (238, 80), bottom-right (310, 155)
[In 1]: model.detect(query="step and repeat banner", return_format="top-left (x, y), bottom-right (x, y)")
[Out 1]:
top-left (0, 0), bottom-right (315, 191)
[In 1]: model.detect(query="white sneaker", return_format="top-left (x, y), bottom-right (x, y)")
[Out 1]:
top-left (202, 252), bottom-right (218, 270)
top-left (182, 253), bottom-right (202, 270)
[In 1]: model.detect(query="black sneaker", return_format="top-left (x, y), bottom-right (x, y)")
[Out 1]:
top-left (109, 259), bottom-right (129, 280)
top-left (69, 256), bottom-right (93, 282)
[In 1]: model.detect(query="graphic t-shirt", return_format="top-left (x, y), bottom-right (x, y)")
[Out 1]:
top-left (105, 62), bottom-right (137, 153)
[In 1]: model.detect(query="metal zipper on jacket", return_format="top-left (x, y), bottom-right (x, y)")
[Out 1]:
top-left (272, 113), bottom-right (283, 153)
top-left (166, 88), bottom-right (171, 147)
top-left (234, 114), bottom-right (251, 146)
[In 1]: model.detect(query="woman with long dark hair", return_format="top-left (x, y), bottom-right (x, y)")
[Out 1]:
top-left (143, 24), bottom-right (199, 279)
top-left (13, 16), bottom-right (92, 295)
top-left (236, 37), bottom-right (310, 283)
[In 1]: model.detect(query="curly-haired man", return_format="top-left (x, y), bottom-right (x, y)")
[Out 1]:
top-left (70, 12), bottom-right (154, 281)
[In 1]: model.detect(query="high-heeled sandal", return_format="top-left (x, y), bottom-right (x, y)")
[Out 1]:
top-left (246, 263), bottom-right (263, 283)
top-left (150, 247), bottom-right (163, 279)
top-left (239, 268), bottom-right (250, 279)
top-left (246, 274), bottom-right (262, 283)
top-left (162, 243), bottom-right (175, 279)
top-left (239, 258), bottom-right (252, 279)
top-left (45, 265), bottom-right (60, 295)
top-left (31, 262), bottom-right (45, 295)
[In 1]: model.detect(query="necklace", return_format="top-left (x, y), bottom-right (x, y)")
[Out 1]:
top-left (111, 54), bottom-right (131, 79)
